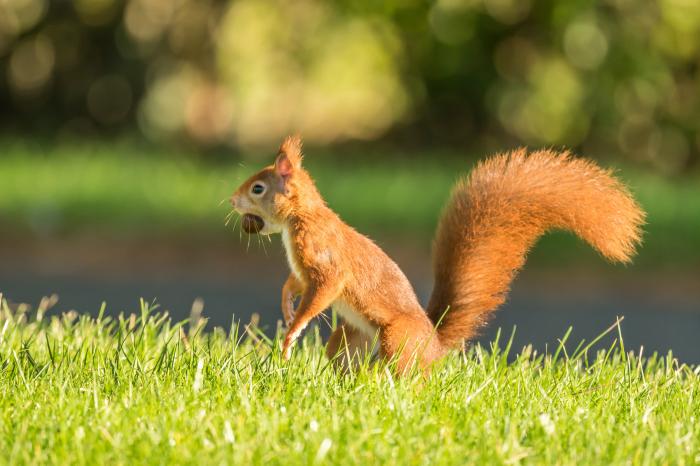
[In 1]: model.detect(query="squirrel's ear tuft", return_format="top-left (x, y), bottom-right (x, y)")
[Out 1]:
top-left (275, 151), bottom-right (294, 179)
top-left (278, 134), bottom-right (303, 168)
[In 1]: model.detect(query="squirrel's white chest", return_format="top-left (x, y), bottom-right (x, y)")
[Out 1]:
top-left (332, 300), bottom-right (378, 337)
top-left (281, 227), bottom-right (334, 279)
top-left (281, 227), bottom-right (303, 280)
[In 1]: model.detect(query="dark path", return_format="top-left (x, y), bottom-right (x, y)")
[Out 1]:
top-left (1, 237), bottom-right (699, 363)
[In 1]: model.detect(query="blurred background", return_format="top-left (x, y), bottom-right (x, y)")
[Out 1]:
top-left (1, 0), bottom-right (698, 361)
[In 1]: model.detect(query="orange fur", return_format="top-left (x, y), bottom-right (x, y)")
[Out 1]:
top-left (230, 138), bottom-right (645, 374)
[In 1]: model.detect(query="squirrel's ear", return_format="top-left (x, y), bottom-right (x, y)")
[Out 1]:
top-left (278, 134), bottom-right (303, 169)
top-left (274, 151), bottom-right (294, 179)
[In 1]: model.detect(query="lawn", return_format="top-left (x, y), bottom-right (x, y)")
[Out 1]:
top-left (1, 139), bottom-right (699, 269)
top-left (1, 298), bottom-right (698, 465)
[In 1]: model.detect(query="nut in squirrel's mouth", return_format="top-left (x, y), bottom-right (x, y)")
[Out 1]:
top-left (242, 213), bottom-right (264, 234)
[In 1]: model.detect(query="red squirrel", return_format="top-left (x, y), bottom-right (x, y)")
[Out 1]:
top-left (230, 135), bottom-right (645, 373)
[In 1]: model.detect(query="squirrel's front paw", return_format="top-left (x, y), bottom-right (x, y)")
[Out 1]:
top-left (281, 333), bottom-right (293, 360)
top-left (281, 338), bottom-right (294, 360)
top-left (281, 327), bottom-right (303, 361)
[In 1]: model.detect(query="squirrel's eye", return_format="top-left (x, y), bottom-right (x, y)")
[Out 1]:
top-left (251, 183), bottom-right (265, 195)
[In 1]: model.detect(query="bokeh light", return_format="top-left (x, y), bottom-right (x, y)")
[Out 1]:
top-left (87, 74), bottom-right (133, 125)
top-left (138, 62), bottom-right (194, 138)
top-left (428, 0), bottom-right (478, 45)
top-left (7, 34), bottom-right (54, 97)
top-left (73, 0), bottom-right (119, 26)
top-left (483, 0), bottom-right (531, 24)
top-left (564, 17), bottom-right (609, 70)
top-left (2, 0), bottom-right (47, 35)
top-left (124, 0), bottom-right (174, 46)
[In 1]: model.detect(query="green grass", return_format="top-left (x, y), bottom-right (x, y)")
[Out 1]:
top-left (0, 139), bottom-right (699, 268)
top-left (1, 298), bottom-right (699, 465)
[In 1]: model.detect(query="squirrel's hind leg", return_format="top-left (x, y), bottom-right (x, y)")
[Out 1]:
top-left (326, 324), bottom-right (378, 373)
top-left (380, 314), bottom-right (446, 375)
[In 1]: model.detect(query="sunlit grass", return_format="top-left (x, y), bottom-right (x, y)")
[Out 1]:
top-left (1, 297), bottom-right (698, 465)
top-left (0, 139), bottom-right (698, 267)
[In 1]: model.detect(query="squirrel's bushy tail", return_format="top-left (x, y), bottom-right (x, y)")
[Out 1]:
top-left (426, 149), bottom-right (645, 349)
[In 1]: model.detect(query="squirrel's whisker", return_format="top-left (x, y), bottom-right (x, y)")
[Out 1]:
top-left (258, 234), bottom-right (268, 257)
top-left (225, 210), bottom-right (238, 227)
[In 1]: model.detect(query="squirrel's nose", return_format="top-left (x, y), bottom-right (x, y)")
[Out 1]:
top-left (230, 193), bottom-right (239, 208)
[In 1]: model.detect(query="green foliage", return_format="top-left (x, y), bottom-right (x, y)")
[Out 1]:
top-left (1, 298), bottom-right (699, 465)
